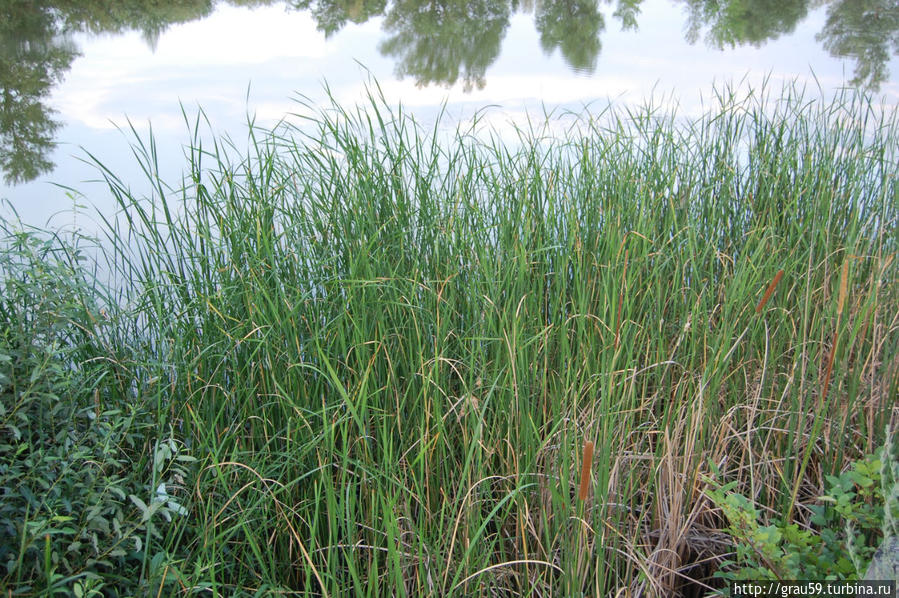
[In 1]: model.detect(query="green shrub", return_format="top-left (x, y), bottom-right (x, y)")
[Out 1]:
top-left (0, 226), bottom-right (191, 596)
top-left (708, 430), bottom-right (899, 591)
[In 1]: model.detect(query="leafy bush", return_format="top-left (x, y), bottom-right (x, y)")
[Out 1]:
top-left (708, 431), bottom-right (899, 590)
top-left (0, 226), bottom-right (192, 596)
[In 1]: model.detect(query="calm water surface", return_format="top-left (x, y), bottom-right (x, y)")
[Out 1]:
top-left (1, 0), bottom-right (897, 228)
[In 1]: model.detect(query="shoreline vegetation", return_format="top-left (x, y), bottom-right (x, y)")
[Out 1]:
top-left (1, 81), bottom-right (897, 596)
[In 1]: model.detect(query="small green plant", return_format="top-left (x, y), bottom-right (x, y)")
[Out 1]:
top-left (708, 430), bottom-right (899, 592)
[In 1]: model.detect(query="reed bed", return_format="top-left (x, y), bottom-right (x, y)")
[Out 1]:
top-left (2, 81), bottom-right (898, 596)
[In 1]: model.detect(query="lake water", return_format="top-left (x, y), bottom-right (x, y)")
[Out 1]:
top-left (1, 0), bottom-right (897, 230)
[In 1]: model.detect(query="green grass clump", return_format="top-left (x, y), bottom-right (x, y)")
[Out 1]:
top-left (1, 80), bottom-right (897, 596)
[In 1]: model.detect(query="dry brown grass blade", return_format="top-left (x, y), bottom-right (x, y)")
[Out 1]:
top-left (838, 259), bottom-right (849, 317)
top-left (579, 440), bottom-right (595, 502)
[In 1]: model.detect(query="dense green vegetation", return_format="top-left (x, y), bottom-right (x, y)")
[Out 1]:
top-left (1, 82), bottom-right (897, 596)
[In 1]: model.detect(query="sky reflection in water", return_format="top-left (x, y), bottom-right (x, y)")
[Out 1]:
top-left (1, 0), bottom-right (897, 227)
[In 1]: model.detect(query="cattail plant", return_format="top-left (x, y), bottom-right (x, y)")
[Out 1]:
top-left (578, 440), bottom-right (595, 502)
top-left (756, 269), bottom-right (784, 313)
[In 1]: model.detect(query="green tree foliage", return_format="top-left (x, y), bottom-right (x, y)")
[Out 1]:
top-left (0, 1), bottom-right (76, 185)
top-left (682, 0), bottom-right (810, 47)
top-left (57, 0), bottom-right (217, 49)
top-left (612, 0), bottom-right (643, 30)
top-left (535, 0), bottom-right (605, 72)
top-left (379, 0), bottom-right (511, 91)
top-left (291, 0), bottom-right (389, 37)
top-left (817, 0), bottom-right (899, 91)
top-left (0, 0), bottom-right (271, 185)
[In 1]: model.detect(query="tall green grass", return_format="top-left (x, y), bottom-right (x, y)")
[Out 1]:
top-left (2, 80), bottom-right (897, 596)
